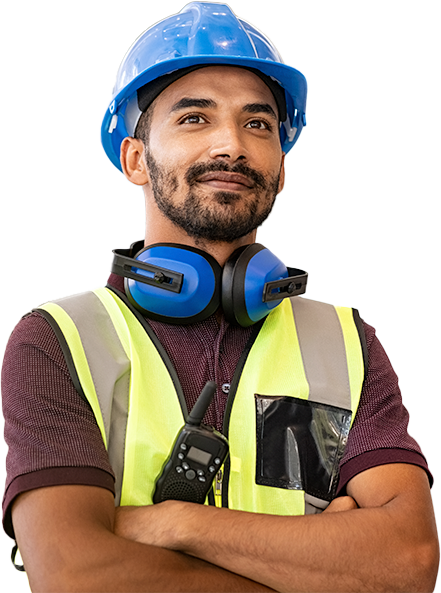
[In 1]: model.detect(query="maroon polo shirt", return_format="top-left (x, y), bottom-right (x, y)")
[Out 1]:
top-left (1, 273), bottom-right (431, 538)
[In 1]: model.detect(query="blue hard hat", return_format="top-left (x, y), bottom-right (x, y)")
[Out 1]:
top-left (101, 2), bottom-right (307, 172)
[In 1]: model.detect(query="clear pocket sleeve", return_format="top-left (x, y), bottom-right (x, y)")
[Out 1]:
top-left (255, 395), bottom-right (352, 501)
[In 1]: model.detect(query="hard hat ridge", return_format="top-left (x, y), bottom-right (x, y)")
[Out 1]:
top-left (102, 2), bottom-right (307, 172)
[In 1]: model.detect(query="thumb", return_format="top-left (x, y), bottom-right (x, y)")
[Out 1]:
top-left (324, 496), bottom-right (358, 513)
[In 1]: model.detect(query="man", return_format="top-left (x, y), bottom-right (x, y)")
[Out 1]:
top-left (2, 3), bottom-right (439, 592)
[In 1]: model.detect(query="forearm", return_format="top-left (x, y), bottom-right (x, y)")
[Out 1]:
top-left (118, 466), bottom-right (438, 593)
top-left (48, 528), bottom-right (273, 593)
top-left (12, 486), bottom-right (272, 593)
top-left (170, 501), bottom-right (432, 592)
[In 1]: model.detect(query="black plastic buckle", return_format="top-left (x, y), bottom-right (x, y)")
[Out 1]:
top-left (262, 268), bottom-right (308, 302)
top-left (112, 251), bottom-right (183, 294)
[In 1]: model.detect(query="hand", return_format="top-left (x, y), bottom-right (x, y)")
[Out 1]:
top-left (323, 495), bottom-right (358, 513)
top-left (114, 495), bottom-right (359, 549)
top-left (114, 500), bottom-right (187, 549)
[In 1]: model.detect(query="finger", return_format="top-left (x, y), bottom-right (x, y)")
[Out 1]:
top-left (324, 496), bottom-right (358, 513)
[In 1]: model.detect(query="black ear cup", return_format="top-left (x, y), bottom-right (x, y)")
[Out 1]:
top-left (222, 243), bottom-right (295, 327)
top-left (222, 244), bottom-right (266, 326)
top-left (112, 242), bottom-right (306, 326)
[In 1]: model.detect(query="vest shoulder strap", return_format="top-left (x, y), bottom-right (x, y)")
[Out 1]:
top-left (290, 297), bottom-right (367, 411)
top-left (37, 290), bottom-right (131, 442)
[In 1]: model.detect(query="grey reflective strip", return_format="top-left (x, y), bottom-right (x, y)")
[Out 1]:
top-left (304, 493), bottom-right (330, 514)
top-left (290, 297), bottom-right (352, 411)
top-left (53, 292), bottom-right (130, 505)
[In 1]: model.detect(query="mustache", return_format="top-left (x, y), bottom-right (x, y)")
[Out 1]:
top-left (185, 161), bottom-right (267, 189)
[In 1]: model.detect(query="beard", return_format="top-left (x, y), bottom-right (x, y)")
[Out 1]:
top-left (144, 149), bottom-right (281, 243)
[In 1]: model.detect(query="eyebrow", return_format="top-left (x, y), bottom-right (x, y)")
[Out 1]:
top-left (170, 98), bottom-right (217, 112)
top-left (170, 98), bottom-right (278, 121)
top-left (242, 102), bottom-right (278, 121)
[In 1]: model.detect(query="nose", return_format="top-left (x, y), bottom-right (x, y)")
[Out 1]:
top-left (208, 122), bottom-right (249, 163)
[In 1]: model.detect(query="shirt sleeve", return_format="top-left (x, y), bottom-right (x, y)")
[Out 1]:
top-left (1, 312), bottom-right (115, 539)
top-left (337, 320), bottom-right (432, 492)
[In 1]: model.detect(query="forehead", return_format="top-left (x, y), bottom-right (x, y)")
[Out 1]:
top-left (152, 65), bottom-right (278, 113)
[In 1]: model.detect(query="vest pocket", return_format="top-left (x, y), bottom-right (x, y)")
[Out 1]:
top-left (255, 395), bottom-right (352, 501)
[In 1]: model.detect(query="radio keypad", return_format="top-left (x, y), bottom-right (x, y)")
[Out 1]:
top-left (176, 444), bottom-right (216, 481)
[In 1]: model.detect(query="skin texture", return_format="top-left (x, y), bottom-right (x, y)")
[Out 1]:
top-left (12, 485), bottom-right (273, 593)
top-left (113, 464), bottom-right (439, 592)
top-left (11, 67), bottom-right (439, 591)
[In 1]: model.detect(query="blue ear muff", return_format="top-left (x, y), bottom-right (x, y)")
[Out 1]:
top-left (222, 243), bottom-right (304, 327)
top-left (111, 242), bottom-right (307, 326)
top-left (113, 242), bottom-right (222, 324)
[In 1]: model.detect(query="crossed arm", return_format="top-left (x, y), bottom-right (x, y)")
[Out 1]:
top-left (12, 463), bottom-right (439, 592)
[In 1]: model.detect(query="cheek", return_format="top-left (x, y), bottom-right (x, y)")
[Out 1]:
top-left (150, 151), bottom-right (196, 193)
top-left (149, 129), bottom-right (204, 168)
top-left (249, 138), bottom-right (283, 177)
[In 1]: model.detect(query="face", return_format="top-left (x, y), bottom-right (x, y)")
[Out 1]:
top-left (142, 66), bottom-right (285, 244)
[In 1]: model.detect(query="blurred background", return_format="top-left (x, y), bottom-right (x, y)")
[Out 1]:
top-left (1, 1), bottom-right (440, 589)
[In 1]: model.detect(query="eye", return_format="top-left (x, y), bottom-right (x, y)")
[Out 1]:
top-left (246, 119), bottom-right (273, 131)
top-left (180, 114), bottom-right (207, 124)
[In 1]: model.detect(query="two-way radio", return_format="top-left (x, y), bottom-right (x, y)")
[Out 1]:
top-left (153, 381), bottom-right (229, 504)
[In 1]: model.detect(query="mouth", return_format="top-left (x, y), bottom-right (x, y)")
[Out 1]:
top-left (195, 171), bottom-right (254, 191)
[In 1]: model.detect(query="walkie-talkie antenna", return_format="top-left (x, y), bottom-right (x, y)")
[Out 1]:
top-left (186, 381), bottom-right (217, 426)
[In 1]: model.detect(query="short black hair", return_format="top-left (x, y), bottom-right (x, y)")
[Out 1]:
top-left (134, 105), bottom-right (153, 145)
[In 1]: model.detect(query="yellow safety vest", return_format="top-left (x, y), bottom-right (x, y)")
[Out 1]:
top-left (37, 287), bottom-right (366, 516)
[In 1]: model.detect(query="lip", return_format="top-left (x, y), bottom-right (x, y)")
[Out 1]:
top-left (196, 171), bottom-right (254, 189)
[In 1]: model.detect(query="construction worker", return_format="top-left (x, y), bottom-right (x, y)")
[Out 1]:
top-left (2, 3), bottom-right (438, 591)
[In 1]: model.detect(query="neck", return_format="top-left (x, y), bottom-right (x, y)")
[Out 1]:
top-left (191, 235), bottom-right (257, 267)
top-left (143, 196), bottom-right (257, 267)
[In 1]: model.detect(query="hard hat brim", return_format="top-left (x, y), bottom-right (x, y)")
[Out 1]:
top-left (101, 55), bottom-right (307, 172)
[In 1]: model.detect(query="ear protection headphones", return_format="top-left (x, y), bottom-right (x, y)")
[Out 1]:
top-left (112, 240), bottom-right (307, 327)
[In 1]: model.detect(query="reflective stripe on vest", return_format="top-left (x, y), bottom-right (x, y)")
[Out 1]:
top-left (38, 289), bottom-right (186, 507)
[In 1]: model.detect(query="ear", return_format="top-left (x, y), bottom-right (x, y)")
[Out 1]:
top-left (277, 153), bottom-right (286, 194)
top-left (120, 137), bottom-right (150, 186)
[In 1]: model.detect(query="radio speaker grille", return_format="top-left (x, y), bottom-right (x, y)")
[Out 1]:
top-left (159, 478), bottom-right (206, 503)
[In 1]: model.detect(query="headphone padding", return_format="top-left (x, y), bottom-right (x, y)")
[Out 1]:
top-left (222, 244), bottom-right (266, 327)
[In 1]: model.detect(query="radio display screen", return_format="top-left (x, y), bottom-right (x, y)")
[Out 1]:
top-left (186, 446), bottom-right (212, 466)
